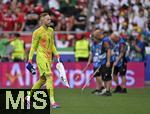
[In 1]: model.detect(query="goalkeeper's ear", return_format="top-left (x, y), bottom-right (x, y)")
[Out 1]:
top-left (39, 17), bottom-right (44, 25)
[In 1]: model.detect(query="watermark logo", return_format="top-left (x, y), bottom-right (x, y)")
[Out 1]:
top-left (0, 89), bottom-right (50, 114)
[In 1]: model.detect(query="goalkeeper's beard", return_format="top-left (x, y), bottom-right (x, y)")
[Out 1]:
top-left (45, 23), bottom-right (51, 28)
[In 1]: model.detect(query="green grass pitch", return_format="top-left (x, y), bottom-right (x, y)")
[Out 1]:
top-left (52, 88), bottom-right (150, 114)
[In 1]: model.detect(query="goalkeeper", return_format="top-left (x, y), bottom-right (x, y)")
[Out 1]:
top-left (27, 12), bottom-right (60, 108)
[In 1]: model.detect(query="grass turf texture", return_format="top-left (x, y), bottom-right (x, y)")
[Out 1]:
top-left (52, 88), bottom-right (150, 114)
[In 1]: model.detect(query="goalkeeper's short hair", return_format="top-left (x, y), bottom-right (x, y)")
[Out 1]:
top-left (40, 12), bottom-right (49, 19)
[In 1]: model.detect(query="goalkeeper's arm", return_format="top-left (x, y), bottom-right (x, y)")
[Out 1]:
top-left (28, 31), bottom-right (39, 63)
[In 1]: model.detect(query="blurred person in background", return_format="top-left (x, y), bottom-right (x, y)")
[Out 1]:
top-left (2, 9), bottom-right (16, 31)
top-left (0, 3), bottom-right (3, 31)
top-left (56, 15), bottom-right (68, 31)
top-left (129, 31), bottom-right (145, 62)
top-left (74, 8), bottom-right (87, 31)
top-left (89, 9), bottom-right (101, 29)
top-left (144, 0), bottom-right (150, 8)
top-left (10, 33), bottom-right (25, 62)
top-left (34, 2), bottom-right (44, 15)
top-left (143, 18), bottom-right (150, 45)
top-left (56, 12), bottom-right (75, 31)
top-left (48, 0), bottom-right (60, 10)
top-left (75, 33), bottom-right (90, 62)
top-left (25, 4), bottom-right (39, 31)
top-left (19, 0), bottom-right (32, 14)
top-left (14, 8), bottom-right (25, 31)
top-left (10, 0), bottom-right (17, 11)
top-left (59, 0), bottom-right (77, 17)
top-left (48, 13), bottom-right (58, 29)
top-left (0, 33), bottom-right (14, 62)
top-left (133, 8), bottom-right (148, 30)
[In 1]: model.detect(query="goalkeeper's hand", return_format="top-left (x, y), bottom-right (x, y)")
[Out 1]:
top-left (26, 60), bottom-right (36, 75)
top-left (56, 55), bottom-right (62, 63)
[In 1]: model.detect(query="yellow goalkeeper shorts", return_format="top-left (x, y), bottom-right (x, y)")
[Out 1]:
top-left (36, 58), bottom-right (52, 76)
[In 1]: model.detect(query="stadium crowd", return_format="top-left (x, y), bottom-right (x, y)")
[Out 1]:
top-left (0, 0), bottom-right (88, 31)
top-left (0, 0), bottom-right (150, 62)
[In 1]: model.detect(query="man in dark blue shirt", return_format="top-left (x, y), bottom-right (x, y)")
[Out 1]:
top-left (84, 29), bottom-right (113, 96)
top-left (110, 32), bottom-right (128, 93)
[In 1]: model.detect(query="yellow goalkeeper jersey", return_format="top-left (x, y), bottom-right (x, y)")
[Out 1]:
top-left (29, 25), bottom-right (58, 64)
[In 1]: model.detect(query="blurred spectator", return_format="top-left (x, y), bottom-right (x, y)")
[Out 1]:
top-left (144, 0), bottom-right (150, 8)
top-left (10, 0), bottom-right (17, 11)
top-left (57, 15), bottom-right (68, 31)
top-left (48, 0), bottom-right (60, 10)
top-left (59, 0), bottom-right (77, 17)
top-left (89, 9), bottom-right (101, 31)
top-left (133, 8), bottom-right (148, 29)
top-left (14, 8), bottom-right (25, 31)
top-left (56, 14), bottom-right (74, 31)
top-left (2, 0), bottom-right (11, 4)
top-left (89, 0), bottom-right (150, 35)
top-left (67, 16), bottom-right (75, 31)
top-left (74, 34), bottom-right (89, 61)
top-left (0, 0), bottom-right (88, 32)
top-left (0, 33), bottom-right (14, 62)
top-left (25, 4), bottom-right (39, 31)
top-left (34, 2), bottom-right (44, 15)
top-left (20, 0), bottom-right (32, 13)
top-left (74, 8), bottom-right (87, 31)
top-left (49, 14), bottom-right (58, 29)
top-left (143, 19), bottom-right (150, 44)
top-left (0, 4), bottom-right (3, 31)
top-left (129, 32), bottom-right (145, 62)
top-left (10, 33), bottom-right (25, 62)
top-left (129, 23), bottom-right (142, 36)
top-left (3, 9), bottom-right (16, 31)
top-left (77, 0), bottom-right (88, 8)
